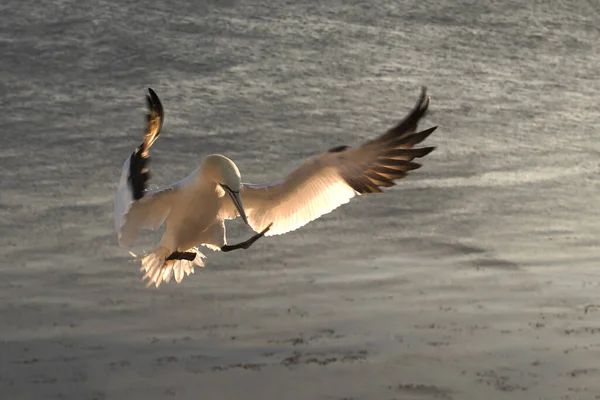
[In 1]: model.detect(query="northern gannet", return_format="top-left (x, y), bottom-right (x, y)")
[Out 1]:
top-left (114, 87), bottom-right (437, 288)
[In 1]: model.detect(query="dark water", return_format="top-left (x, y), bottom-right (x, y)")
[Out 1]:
top-left (1, 0), bottom-right (599, 398)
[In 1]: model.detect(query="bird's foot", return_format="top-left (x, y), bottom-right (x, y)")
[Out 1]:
top-left (140, 248), bottom-right (206, 288)
top-left (221, 223), bottom-right (273, 252)
top-left (166, 251), bottom-right (197, 261)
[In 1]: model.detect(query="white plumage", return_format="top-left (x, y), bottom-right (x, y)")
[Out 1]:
top-left (228, 163), bottom-right (358, 236)
top-left (114, 87), bottom-right (438, 288)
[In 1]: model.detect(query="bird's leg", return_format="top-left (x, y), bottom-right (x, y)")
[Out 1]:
top-left (166, 251), bottom-right (197, 261)
top-left (221, 223), bottom-right (272, 252)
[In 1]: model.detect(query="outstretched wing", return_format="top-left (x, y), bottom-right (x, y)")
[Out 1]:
top-left (225, 87), bottom-right (437, 236)
top-left (114, 88), bottom-right (175, 248)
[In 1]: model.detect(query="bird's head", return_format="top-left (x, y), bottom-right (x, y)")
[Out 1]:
top-left (201, 154), bottom-right (248, 225)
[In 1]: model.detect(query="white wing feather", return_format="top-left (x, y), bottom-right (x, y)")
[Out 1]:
top-left (239, 155), bottom-right (358, 236)
top-left (113, 87), bottom-right (172, 248)
top-left (114, 156), bottom-right (175, 248)
top-left (224, 87), bottom-right (437, 237)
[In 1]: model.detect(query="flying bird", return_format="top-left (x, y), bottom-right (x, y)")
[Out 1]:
top-left (114, 87), bottom-right (438, 288)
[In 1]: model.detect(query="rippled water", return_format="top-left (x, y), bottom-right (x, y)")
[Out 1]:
top-left (1, 0), bottom-right (599, 398)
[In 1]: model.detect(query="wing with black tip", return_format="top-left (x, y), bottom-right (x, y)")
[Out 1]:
top-left (225, 87), bottom-right (438, 236)
top-left (114, 88), bottom-right (175, 248)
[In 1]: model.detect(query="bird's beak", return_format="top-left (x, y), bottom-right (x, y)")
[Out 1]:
top-left (221, 184), bottom-right (249, 225)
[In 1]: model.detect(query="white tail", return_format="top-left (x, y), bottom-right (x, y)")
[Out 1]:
top-left (134, 247), bottom-right (206, 288)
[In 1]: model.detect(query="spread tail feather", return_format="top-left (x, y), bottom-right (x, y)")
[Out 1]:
top-left (133, 247), bottom-right (206, 288)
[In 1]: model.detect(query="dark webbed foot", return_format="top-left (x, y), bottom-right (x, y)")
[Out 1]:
top-left (221, 223), bottom-right (273, 252)
top-left (166, 251), bottom-right (197, 261)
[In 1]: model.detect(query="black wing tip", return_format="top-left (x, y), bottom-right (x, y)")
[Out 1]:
top-left (416, 86), bottom-right (431, 113)
top-left (145, 87), bottom-right (165, 138)
top-left (403, 86), bottom-right (429, 121)
top-left (381, 85), bottom-right (433, 140)
top-left (129, 150), bottom-right (150, 201)
top-left (413, 125), bottom-right (438, 142)
top-left (339, 86), bottom-right (436, 196)
top-left (147, 88), bottom-right (163, 112)
top-left (147, 87), bottom-right (159, 104)
top-left (402, 161), bottom-right (422, 171)
top-left (419, 125), bottom-right (438, 137)
top-left (389, 125), bottom-right (438, 148)
top-left (419, 86), bottom-right (428, 101)
top-left (416, 146), bottom-right (436, 158)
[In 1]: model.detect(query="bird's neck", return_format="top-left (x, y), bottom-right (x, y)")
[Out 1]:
top-left (210, 181), bottom-right (226, 197)
top-left (193, 178), bottom-right (225, 198)
top-left (184, 168), bottom-right (226, 197)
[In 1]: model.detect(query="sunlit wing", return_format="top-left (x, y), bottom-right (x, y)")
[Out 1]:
top-left (114, 88), bottom-right (175, 247)
top-left (225, 87), bottom-right (438, 236)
